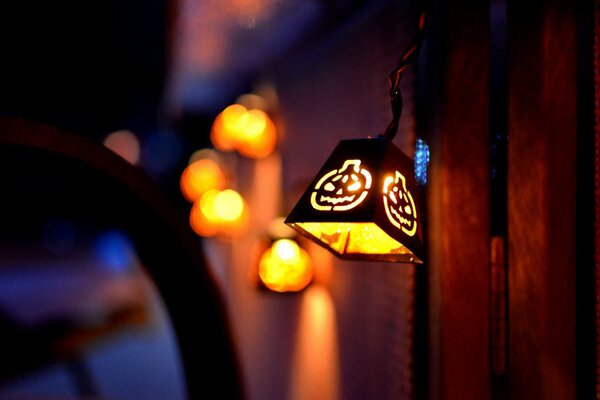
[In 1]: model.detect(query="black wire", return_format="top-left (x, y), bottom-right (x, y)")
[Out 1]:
top-left (382, 11), bottom-right (427, 140)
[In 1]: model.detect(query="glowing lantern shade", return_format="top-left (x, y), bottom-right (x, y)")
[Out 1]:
top-left (258, 239), bottom-right (313, 292)
top-left (180, 158), bottom-right (226, 202)
top-left (285, 137), bottom-right (423, 263)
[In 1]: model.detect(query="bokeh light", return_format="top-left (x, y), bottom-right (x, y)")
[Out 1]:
top-left (210, 103), bottom-right (277, 159)
top-left (258, 239), bottom-right (313, 293)
top-left (211, 104), bottom-right (247, 152)
top-left (235, 109), bottom-right (277, 159)
top-left (189, 188), bottom-right (249, 238)
top-left (94, 230), bottom-right (137, 274)
top-left (180, 158), bottom-right (226, 202)
top-left (103, 130), bottom-right (141, 165)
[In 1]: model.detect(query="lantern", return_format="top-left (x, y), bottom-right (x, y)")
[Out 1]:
top-left (257, 238), bottom-right (313, 293)
top-left (285, 137), bottom-right (423, 263)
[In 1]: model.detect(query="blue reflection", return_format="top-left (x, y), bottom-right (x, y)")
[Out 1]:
top-left (414, 138), bottom-right (430, 185)
top-left (94, 230), bottom-right (136, 274)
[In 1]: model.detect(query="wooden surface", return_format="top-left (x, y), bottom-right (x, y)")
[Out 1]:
top-left (427, 0), bottom-right (580, 398)
top-left (427, 1), bottom-right (492, 399)
top-left (507, 0), bottom-right (577, 398)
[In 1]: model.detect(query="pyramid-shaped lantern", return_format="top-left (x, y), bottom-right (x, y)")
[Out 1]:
top-left (285, 137), bottom-right (423, 263)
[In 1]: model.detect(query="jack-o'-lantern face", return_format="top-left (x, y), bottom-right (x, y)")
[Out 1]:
top-left (383, 171), bottom-right (417, 236)
top-left (310, 159), bottom-right (372, 211)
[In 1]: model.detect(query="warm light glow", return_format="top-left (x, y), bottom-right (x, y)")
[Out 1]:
top-left (180, 158), bottom-right (226, 202)
top-left (383, 171), bottom-right (417, 236)
top-left (103, 130), bottom-right (141, 165)
top-left (284, 137), bottom-right (423, 263)
top-left (210, 103), bottom-right (277, 159)
top-left (289, 286), bottom-right (339, 400)
top-left (189, 189), bottom-right (249, 238)
top-left (236, 110), bottom-right (277, 159)
top-left (211, 104), bottom-right (247, 151)
top-left (214, 189), bottom-right (245, 221)
top-left (259, 239), bottom-right (313, 292)
top-left (267, 216), bottom-right (296, 239)
top-left (190, 190), bottom-right (220, 237)
top-left (292, 222), bottom-right (415, 261)
top-left (310, 160), bottom-right (372, 211)
top-left (273, 238), bottom-right (300, 261)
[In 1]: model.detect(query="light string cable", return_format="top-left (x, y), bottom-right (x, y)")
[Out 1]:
top-left (382, 10), bottom-right (427, 140)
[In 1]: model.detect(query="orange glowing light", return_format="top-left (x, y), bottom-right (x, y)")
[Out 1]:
top-left (190, 189), bottom-right (220, 237)
top-left (285, 137), bottom-right (423, 263)
top-left (214, 189), bottom-right (245, 221)
top-left (259, 239), bottom-right (313, 292)
top-left (180, 158), bottom-right (226, 202)
top-left (289, 286), bottom-right (339, 400)
top-left (291, 222), bottom-right (413, 259)
top-left (236, 111), bottom-right (277, 159)
top-left (383, 171), bottom-right (417, 236)
top-left (210, 103), bottom-right (277, 159)
top-left (211, 104), bottom-right (247, 151)
top-left (189, 189), bottom-right (249, 238)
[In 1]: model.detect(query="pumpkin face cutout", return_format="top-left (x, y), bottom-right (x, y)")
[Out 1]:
top-left (383, 171), bottom-right (417, 236)
top-left (310, 159), bottom-right (372, 211)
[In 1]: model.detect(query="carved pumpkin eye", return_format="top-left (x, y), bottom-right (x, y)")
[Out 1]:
top-left (310, 159), bottom-right (372, 211)
top-left (383, 171), bottom-right (417, 236)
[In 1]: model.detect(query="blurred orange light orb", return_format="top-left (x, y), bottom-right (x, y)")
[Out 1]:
top-left (189, 189), bottom-right (249, 238)
top-left (259, 239), bottom-right (313, 293)
top-left (180, 158), bottom-right (226, 202)
top-left (236, 109), bottom-right (277, 159)
top-left (190, 189), bottom-right (220, 237)
top-left (214, 189), bottom-right (245, 221)
top-left (210, 103), bottom-right (277, 159)
top-left (211, 104), bottom-right (247, 151)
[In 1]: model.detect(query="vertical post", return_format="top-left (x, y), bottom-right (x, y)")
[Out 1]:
top-left (426, 0), bottom-right (492, 398)
top-left (507, 0), bottom-right (577, 398)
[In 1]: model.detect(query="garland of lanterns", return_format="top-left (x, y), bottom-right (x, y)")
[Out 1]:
top-left (179, 93), bottom-right (313, 293)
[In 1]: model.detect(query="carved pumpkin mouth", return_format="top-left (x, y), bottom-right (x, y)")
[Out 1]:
top-left (319, 195), bottom-right (356, 205)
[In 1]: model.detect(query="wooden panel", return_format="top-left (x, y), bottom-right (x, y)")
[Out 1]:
top-left (507, 0), bottom-right (577, 399)
top-left (426, 1), bottom-right (492, 399)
